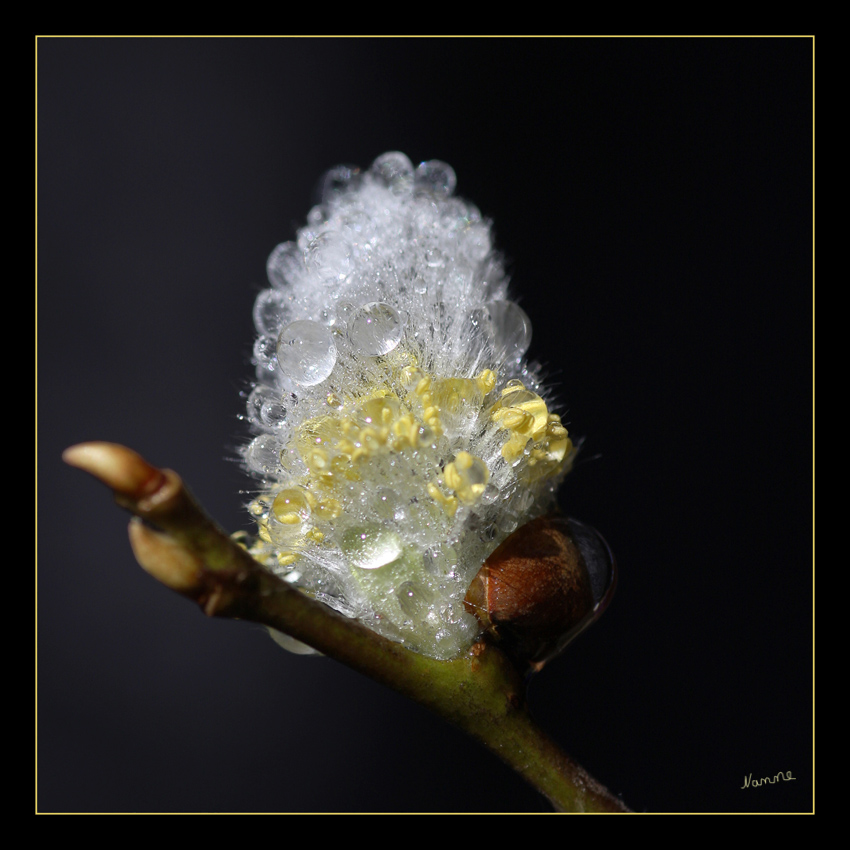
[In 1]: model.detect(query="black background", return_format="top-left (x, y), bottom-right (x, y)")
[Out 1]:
top-left (37, 37), bottom-right (813, 813)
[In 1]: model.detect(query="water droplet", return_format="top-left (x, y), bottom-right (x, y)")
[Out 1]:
top-left (475, 255), bottom-right (507, 301)
top-left (339, 209), bottom-right (373, 245)
top-left (252, 335), bottom-right (277, 371)
top-left (374, 488), bottom-right (398, 521)
top-left (245, 434), bottom-right (281, 476)
top-left (276, 320), bottom-right (337, 386)
top-left (467, 300), bottom-right (532, 363)
top-left (441, 198), bottom-right (480, 232)
top-left (397, 581), bottom-right (436, 619)
top-left (567, 518), bottom-right (617, 614)
top-left (261, 394), bottom-right (289, 429)
top-left (319, 164), bottom-right (361, 205)
top-left (247, 385), bottom-right (278, 428)
top-left (296, 226), bottom-right (319, 254)
top-left (415, 160), bottom-right (457, 197)
top-left (253, 289), bottom-right (289, 337)
top-left (424, 246), bottom-right (446, 268)
top-left (459, 453), bottom-right (488, 486)
top-left (266, 242), bottom-right (305, 290)
top-left (272, 488), bottom-right (312, 524)
top-left (342, 526), bottom-right (404, 570)
top-left (480, 483), bottom-right (501, 505)
top-left (336, 301), bottom-right (356, 323)
top-left (306, 231), bottom-right (352, 283)
top-left (307, 205), bottom-right (327, 226)
top-left (348, 302), bottom-right (404, 356)
top-left (315, 498), bottom-right (342, 520)
top-left (268, 627), bottom-right (321, 656)
top-left (462, 222), bottom-right (491, 262)
top-left (370, 151), bottom-right (414, 193)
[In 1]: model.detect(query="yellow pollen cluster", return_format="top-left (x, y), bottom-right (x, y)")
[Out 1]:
top-left (444, 451), bottom-right (490, 505)
top-left (490, 381), bottom-right (573, 478)
top-left (427, 482), bottom-right (459, 517)
top-left (295, 390), bottom-right (434, 480)
top-left (249, 368), bottom-right (572, 567)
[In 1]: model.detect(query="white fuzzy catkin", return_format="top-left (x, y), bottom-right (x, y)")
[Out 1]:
top-left (243, 152), bottom-right (575, 660)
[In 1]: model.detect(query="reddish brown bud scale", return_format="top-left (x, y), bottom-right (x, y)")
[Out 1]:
top-left (465, 515), bottom-right (615, 669)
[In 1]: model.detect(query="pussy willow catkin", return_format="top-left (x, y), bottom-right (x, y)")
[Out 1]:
top-left (242, 152), bottom-right (575, 660)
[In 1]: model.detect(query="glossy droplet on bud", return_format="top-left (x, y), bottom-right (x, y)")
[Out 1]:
top-left (464, 515), bottom-right (616, 670)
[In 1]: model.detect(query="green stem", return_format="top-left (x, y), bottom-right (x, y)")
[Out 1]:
top-left (64, 442), bottom-right (629, 813)
top-left (225, 571), bottom-right (627, 811)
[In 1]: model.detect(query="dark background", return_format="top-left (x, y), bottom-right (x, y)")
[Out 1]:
top-left (37, 37), bottom-right (813, 813)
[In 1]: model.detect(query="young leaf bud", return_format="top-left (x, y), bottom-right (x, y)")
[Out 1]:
top-left (464, 515), bottom-right (616, 670)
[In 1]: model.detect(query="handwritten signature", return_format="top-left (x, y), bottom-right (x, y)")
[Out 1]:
top-left (741, 771), bottom-right (796, 789)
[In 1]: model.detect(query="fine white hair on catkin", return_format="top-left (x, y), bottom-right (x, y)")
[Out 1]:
top-left (242, 152), bottom-right (575, 660)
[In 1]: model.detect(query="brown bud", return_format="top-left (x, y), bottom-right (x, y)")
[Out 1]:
top-left (464, 515), bottom-right (616, 669)
top-left (63, 442), bottom-right (166, 498)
